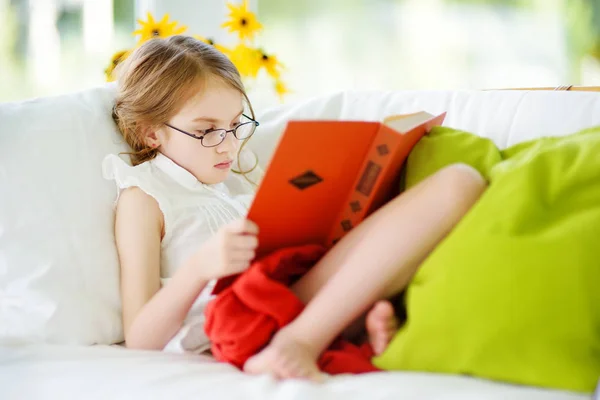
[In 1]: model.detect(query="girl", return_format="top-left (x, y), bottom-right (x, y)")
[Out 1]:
top-left (103, 35), bottom-right (486, 381)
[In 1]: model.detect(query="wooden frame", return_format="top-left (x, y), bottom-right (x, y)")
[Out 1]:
top-left (500, 85), bottom-right (600, 92)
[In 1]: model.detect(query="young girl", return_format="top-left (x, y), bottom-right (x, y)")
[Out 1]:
top-left (103, 35), bottom-right (486, 381)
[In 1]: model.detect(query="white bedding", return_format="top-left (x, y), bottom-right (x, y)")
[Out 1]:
top-left (2, 87), bottom-right (599, 399)
top-left (0, 344), bottom-right (588, 400)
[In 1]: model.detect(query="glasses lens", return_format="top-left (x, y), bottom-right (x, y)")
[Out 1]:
top-left (235, 122), bottom-right (256, 139)
top-left (202, 130), bottom-right (226, 147)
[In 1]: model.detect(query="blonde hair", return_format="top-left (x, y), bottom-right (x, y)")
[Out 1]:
top-left (112, 35), bottom-right (257, 179)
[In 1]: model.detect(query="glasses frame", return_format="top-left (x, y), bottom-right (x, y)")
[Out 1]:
top-left (164, 113), bottom-right (260, 148)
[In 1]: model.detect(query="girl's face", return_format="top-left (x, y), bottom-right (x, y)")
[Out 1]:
top-left (147, 78), bottom-right (245, 185)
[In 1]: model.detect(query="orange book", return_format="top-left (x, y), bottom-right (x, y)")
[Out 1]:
top-left (212, 111), bottom-right (445, 294)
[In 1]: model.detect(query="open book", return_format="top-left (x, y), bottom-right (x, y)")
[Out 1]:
top-left (212, 111), bottom-right (446, 294)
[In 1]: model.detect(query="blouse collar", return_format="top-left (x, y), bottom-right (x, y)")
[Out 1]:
top-left (152, 152), bottom-right (206, 190)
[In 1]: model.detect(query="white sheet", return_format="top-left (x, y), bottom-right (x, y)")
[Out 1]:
top-left (0, 345), bottom-right (587, 400)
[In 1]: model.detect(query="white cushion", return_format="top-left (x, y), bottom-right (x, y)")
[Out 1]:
top-left (0, 84), bottom-right (127, 345)
top-left (1, 83), bottom-right (599, 345)
top-left (250, 89), bottom-right (600, 168)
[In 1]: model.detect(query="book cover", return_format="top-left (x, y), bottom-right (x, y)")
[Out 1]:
top-left (212, 111), bottom-right (446, 294)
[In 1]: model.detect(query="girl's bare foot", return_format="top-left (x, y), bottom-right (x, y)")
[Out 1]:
top-left (366, 300), bottom-right (399, 355)
top-left (243, 328), bottom-right (324, 381)
top-left (243, 300), bottom-right (398, 380)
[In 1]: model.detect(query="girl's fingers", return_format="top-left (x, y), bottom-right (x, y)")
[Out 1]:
top-left (231, 234), bottom-right (259, 250)
top-left (242, 220), bottom-right (259, 235)
top-left (226, 219), bottom-right (259, 235)
top-left (228, 261), bottom-right (251, 274)
top-left (230, 249), bottom-right (256, 263)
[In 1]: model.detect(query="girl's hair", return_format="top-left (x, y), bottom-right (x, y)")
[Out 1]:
top-left (112, 35), bottom-right (257, 178)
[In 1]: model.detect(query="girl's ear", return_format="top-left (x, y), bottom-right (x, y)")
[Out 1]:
top-left (142, 125), bottom-right (161, 148)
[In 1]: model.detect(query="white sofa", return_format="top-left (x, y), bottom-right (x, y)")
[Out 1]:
top-left (1, 84), bottom-right (598, 400)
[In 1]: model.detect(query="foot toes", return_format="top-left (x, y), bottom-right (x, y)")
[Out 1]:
top-left (242, 332), bottom-right (323, 382)
top-left (376, 299), bottom-right (394, 314)
top-left (369, 301), bottom-right (394, 325)
top-left (243, 357), bottom-right (258, 374)
top-left (375, 337), bottom-right (387, 355)
top-left (286, 361), bottom-right (306, 379)
top-left (367, 301), bottom-right (395, 332)
top-left (366, 300), bottom-right (400, 356)
top-left (304, 364), bottom-right (324, 382)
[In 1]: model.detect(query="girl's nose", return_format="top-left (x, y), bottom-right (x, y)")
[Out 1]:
top-left (216, 130), bottom-right (237, 153)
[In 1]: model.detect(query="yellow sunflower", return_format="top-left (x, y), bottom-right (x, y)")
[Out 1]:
top-left (133, 12), bottom-right (187, 45)
top-left (257, 50), bottom-right (284, 80)
top-left (104, 49), bottom-right (131, 82)
top-left (193, 35), bottom-right (231, 56)
top-left (274, 78), bottom-right (290, 102)
top-left (228, 43), bottom-right (261, 78)
top-left (221, 0), bottom-right (262, 42)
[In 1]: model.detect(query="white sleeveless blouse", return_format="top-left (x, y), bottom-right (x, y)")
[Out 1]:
top-left (102, 151), bottom-right (262, 353)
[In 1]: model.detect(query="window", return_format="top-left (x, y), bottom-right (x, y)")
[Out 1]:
top-left (1, 0), bottom-right (598, 107)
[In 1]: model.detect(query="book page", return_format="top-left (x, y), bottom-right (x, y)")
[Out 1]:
top-left (383, 111), bottom-right (434, 134)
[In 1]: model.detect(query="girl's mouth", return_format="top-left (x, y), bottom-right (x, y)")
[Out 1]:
top-left (214, 160), bottom-right (233, 169)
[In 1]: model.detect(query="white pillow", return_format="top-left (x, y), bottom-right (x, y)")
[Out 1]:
top-left (251, 89), bottom-right (600, 167)
top-left (0, 83), bottom-right (127, 345)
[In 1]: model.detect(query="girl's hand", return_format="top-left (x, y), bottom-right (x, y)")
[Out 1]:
top-left (193, 219), bottom-right (259, 280)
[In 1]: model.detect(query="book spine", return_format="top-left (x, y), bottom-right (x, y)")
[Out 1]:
top-left (325, 126), bottom-right (399, 246)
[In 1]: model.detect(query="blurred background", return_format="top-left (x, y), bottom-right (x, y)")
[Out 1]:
top-left (1, 0), bottom-right (599, 110)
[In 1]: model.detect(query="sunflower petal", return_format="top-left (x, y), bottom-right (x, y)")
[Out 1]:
top-left (226, 2), bottom-right (237, 14)
top-left (274, 78), bottom-right (291, 102)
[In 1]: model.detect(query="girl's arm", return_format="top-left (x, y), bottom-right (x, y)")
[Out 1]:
top-left (115, 187), bottom-right (209, 350)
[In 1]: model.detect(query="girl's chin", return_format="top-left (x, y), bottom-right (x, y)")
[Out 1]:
top-left (201, 171), bottom-right (230, 185)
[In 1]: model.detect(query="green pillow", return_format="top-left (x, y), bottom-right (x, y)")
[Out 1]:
top-left (403, 127), bottom-right (502, 188)
top-left (373, 126), bottom-right (600, 393)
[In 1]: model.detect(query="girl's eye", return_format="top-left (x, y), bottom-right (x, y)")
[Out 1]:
top-left (197, 128), bottom-right (216, 135)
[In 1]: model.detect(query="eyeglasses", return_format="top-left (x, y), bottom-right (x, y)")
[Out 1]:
top-left (164, 114), bottom-right (259, 148)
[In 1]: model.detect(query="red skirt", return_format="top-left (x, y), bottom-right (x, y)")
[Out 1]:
top-left (204, 244), bottom-right (380, 375)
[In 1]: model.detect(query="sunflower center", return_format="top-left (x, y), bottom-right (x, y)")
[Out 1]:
top-left (152, 29), bottom-right (160, 36)
top-left (262, 54), bottom-right (269, 61)
top-left (240, 18), bottom-right (247, 26)
top-left (208, 38), bottom-right (215, 45)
